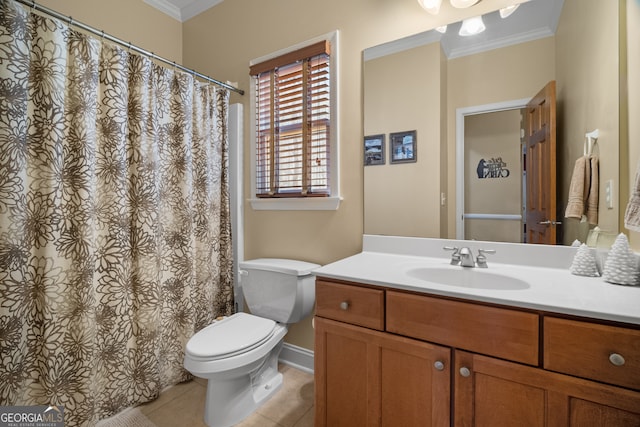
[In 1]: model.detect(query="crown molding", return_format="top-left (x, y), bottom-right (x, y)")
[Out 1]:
top-left (144, 0), bottom-right (224, 22)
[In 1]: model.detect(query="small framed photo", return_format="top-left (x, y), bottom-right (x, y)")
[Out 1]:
top-left (364, 134), bottom-right (385, 166)
top-left (390, 130), bottom-right (417, 164)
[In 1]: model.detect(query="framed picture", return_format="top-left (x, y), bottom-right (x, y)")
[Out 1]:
top-left (364, 134), bottom-right (385, 166)
top-left (390, 130), bottom-right (417, 164)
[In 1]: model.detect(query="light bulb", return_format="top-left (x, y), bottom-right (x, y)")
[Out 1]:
top-left (500, 4), bottom-right (520, 18)
top-left (459, 16), bottom-right (486, 36)
top-left (417, 0), bottom-right (443, 14)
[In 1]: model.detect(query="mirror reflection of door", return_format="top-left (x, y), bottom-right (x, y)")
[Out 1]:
top-left (524, 80), bottom-right (558, 245)
top-left (464, 109), bottom-right (524, 243)
top-left (462, 81), bottom-right (557, 244)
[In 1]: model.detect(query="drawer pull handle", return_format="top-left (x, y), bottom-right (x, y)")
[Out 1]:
top-left (434, 361), bottom-right (445, 371)
top-left (609, 353), bottom-right (626, 366)
top-left (459, 367), bottom-right (471, 377)
top-left (339, 301), bottom-right (349, 310)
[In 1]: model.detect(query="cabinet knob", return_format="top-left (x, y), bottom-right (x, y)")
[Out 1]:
top-left (609, 353), bottom-right (626, 366)
top-left (434, 360), bottom-right (445, 371)
top-left (339, 301), bottom-right (349, 310)
top-left (459, 367), bottom-right (471, 377)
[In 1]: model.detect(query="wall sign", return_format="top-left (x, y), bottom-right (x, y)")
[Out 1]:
top-left (477, 157), bottom-right (510, 179)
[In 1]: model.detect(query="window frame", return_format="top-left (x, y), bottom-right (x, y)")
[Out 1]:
top-left (249, 31), bottom-right (340, 211)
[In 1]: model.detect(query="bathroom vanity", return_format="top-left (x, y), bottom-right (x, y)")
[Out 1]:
top-left (313, 236), bottom-right (640, 426)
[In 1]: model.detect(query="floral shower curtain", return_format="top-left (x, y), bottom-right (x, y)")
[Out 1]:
top-left (0, 1), bottom-right (234, 425)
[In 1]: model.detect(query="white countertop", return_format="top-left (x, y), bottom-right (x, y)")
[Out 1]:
top-left (313, 235), bottom-right (640, 326)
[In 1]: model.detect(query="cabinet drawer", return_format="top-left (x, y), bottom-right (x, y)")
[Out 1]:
top-left (315, 280), bottom-right (384, 330)
top-left (544, 317), bottom-right (640, 390)
top-left (386, 291), bottom-right (539, 365)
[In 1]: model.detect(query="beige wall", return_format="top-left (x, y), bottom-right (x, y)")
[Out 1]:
top-left (37, 0), bottom-right (182, 62)
top-left (364, 44), bottom-right (443, 238)
top-left (556, 0), bottom-right (620, 245)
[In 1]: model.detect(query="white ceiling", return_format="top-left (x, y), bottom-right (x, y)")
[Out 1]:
top-left (144, 0), bottom-right (223, 22)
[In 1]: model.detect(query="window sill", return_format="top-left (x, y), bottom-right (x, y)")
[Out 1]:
top-left (249, 196), bottom-right (342, 211)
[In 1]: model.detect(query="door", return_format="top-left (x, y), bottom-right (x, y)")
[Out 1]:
top-left (524, 81), bottom-right (557, 244)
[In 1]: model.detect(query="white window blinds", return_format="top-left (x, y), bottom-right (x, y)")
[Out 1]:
top-left (250, 41), bottom-right (331, 198)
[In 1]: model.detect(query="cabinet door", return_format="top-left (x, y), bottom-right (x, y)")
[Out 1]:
top-left (315, 317), bottom-right (450, 427)
top-left (454, 351), bottom-right (640, 427)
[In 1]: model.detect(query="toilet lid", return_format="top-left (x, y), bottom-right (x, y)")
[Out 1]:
top-left (186, 312), bottom-right (277, 359)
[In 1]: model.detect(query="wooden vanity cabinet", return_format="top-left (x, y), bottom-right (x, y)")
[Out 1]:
top-left (315, 280), bottom-right (450, 427)
top-left (315, 317), bottom-right (451, 427)
top-left (314, 278), bottom-right (640, 427)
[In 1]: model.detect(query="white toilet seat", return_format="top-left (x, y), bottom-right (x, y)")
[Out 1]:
top-left (184, 313), bottom-right (288, 376)
top-left (186, 313), bottom-right (276, 361)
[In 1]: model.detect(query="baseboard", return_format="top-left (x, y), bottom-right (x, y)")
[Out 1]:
top-left (279, 343), bottom-right (314, 374)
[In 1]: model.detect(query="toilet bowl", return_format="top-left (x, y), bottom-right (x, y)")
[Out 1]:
top-left (184, 258), bottom-right (319, 427)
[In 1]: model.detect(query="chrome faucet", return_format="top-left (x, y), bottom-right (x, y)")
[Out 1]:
top-left (458, 247), bottom-right (475, 267)
top-left (443, 246), bottom-right (496, 268)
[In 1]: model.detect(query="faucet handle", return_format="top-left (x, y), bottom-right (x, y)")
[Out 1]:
top-left (443, 246), bottom-right (461, 265)
top-left (476, 249), bottom-right (496, 268)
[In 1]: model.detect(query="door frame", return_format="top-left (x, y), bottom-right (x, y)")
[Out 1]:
top-left (455, 98), bottom-right (530, 240)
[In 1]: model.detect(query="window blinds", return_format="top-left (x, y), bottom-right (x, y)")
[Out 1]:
top-left (251, 41), bottom-right (331, 198)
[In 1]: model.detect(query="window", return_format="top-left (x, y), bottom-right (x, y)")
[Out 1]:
top-left (249, 32), bottom-right (340, 210)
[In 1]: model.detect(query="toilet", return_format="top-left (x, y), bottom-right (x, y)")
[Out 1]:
top-left (184, 258), bottom-right (319, 427)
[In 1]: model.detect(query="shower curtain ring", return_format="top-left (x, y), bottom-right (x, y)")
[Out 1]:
top-left (68, 15), bottom-right (73, 25)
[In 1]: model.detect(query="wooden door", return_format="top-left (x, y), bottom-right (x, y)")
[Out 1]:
top-left (315, 317), bottom-right (450, 427)
top-left (524, 81), bottom-right (558, 244)
top-left (453, 350), bottom-right (640, 427)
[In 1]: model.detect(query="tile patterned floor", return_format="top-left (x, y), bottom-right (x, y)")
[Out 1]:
top-left (137, 364), bottom-right (314, 427)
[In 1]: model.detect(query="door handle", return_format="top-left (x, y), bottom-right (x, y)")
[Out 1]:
top-left (538, 220), bottom-right (562, 226)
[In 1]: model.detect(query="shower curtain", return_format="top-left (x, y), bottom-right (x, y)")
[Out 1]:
top-left (0, 1), bottom-right (234, 425)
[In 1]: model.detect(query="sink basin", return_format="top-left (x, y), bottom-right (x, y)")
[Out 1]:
top-left (406, 267), bottom-right (530, 290)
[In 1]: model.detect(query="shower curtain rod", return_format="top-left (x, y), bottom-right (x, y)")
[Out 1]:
top-left (13, 0), bottom-right (244, 95)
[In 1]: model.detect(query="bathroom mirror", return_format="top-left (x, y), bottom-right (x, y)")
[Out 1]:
top-left (363, 0), bottom-right (624, 245)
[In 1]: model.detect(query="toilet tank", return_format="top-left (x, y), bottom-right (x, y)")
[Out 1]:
top-left (239, 258), bottom-right (320, 324)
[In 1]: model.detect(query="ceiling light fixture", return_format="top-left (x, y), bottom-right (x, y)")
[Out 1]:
top-left (458, 15), bottom-right (486, 36)
top-left (435, 25), bottom-right (448, 34)
top-left (499, 4), bottom-right (520, 18)
top-left (449, 0), bottom-right (480, 8)
top-left (417, 0), bottom-right (443, 14)
top-left (418, 0), bottom-right (480, 14)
